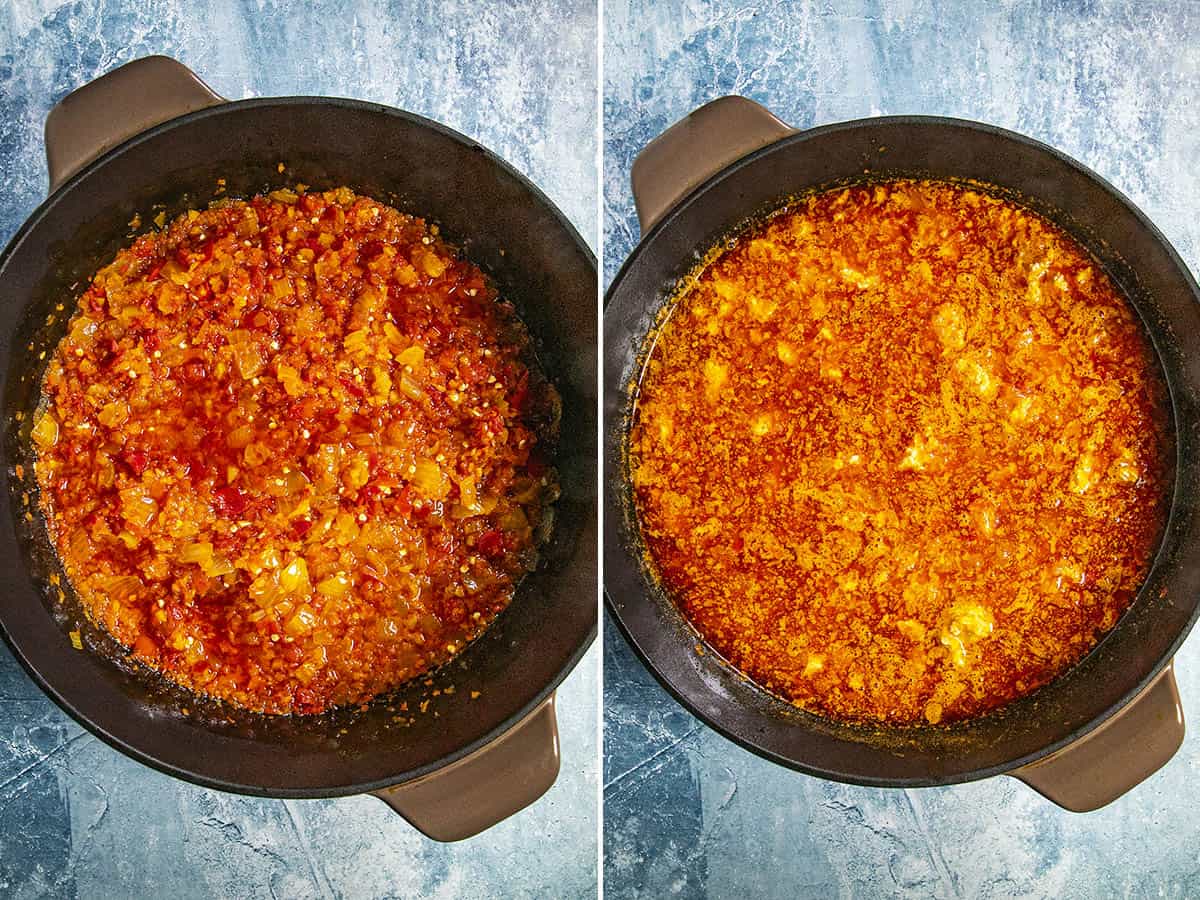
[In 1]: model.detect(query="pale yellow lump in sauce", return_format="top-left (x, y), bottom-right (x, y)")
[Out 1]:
top-left (631, 179), bottom-right (1170, 725)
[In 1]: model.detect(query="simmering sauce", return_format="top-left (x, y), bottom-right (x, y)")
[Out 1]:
top-left (34, 187), bottom-right (558, 715)
top-left (631, 180), bottom-right (1170, 725)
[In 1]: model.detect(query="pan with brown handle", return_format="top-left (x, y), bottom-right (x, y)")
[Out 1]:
top-left (0, 56), bottom-right (597, 841)
top-left (604, 96), bottom-right (1200, 811)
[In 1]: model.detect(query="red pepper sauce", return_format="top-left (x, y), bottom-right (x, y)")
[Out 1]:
top-left (33, 187), bottom-right (559, 715)
top-left (631, 180), bottom-right (1170, 725)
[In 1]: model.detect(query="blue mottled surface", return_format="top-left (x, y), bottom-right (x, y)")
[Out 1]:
top-left (0, 2), bottom-right (597, 897)
top-left (604, 2), bottom-right (1200, 897)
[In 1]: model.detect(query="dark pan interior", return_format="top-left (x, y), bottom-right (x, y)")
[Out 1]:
top-left (604, 116), bottom-right (1200, 787)
top-left (0, 98), bottom-right (597, 796)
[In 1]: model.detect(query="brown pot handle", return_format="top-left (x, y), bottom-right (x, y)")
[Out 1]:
top-left (630, 95), bottom-right (794, 234)
top-left (1011, 661), bottom-right (1183, 811)
top-left (44, 55), bottom-right (225, 193)
top-left (372, 693), bottom-right (560, 841)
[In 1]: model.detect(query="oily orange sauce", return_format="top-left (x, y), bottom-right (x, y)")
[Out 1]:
top-left (631, 180), bottom-right (1170, 725)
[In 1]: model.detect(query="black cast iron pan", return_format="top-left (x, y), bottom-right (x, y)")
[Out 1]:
top-left (604, 96), bottom-right (1200, 811)
top-left (0, 56), bottom-right (597, 841)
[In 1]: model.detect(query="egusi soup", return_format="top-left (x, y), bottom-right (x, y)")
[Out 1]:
top-left (32, 187), bottom-right (559, 715)
top-left (629, 179), bottom-right (1170, 726)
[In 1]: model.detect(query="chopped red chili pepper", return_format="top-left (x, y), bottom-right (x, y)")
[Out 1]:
top-left (212, 485), bottom-right (248, 518)
top-left (123, 450), bottom-right (149, 476)
top-left (476, 529), bottom-right (506, 559)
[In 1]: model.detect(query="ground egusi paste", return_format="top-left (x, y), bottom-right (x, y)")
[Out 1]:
top-left (631, 179), bottom-right (1170, 725)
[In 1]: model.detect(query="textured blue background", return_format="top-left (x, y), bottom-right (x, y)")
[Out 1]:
top-left (0, 2), bottom-right (598, 898)
top-left (604, 1), bottom-right (1200, 897)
